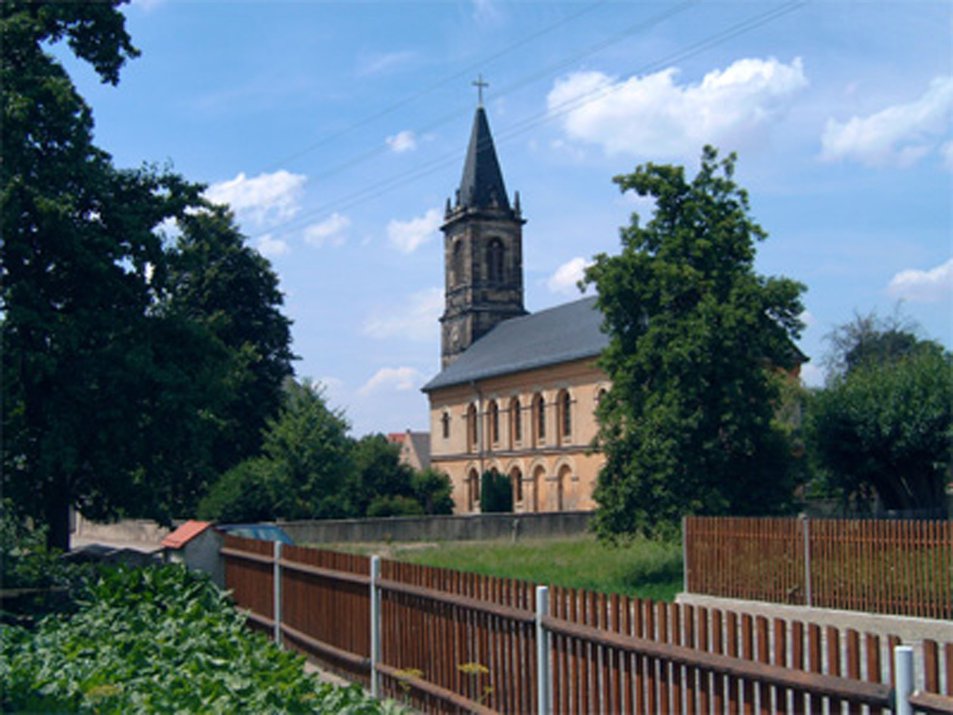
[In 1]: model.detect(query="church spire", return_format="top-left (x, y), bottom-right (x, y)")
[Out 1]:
top-left (456, 104), bottom-right (510, 212)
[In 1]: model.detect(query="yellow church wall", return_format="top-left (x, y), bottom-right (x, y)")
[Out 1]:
top-left (427, 357), bottom-right (610, 513)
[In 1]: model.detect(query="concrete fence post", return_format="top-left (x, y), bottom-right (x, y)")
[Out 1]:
top-left (370, 555), bottom-right (381, 699)
top-left (801, 515), bottom-right (812, 607)
top-left (893, 645), bottom-right (914, 715)
top-left (536, 585), bottom-right (551, 715)
top-left (273, 541), bottom-right (283, 645)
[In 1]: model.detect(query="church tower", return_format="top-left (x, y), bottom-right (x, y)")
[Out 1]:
top-left (440, 98), bottom-right (526, 368)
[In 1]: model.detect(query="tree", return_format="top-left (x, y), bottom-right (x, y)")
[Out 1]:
top-left (808, 330), bottom-right (952, 514)
top-left (480, 470), bottom-right (513, 513)
top-left (199, 380), bottom-right (355, 522)
top-left (411, 469), bottom-right (455, 515)
top-left (585, 147), bottom-right (805, 539)
top-left (1, 2), bottom-right (294, 548)
top-left (346, 434), bottom-right (415, 516)
top-left (1, 1), bottom-right (212, 549)
top-left (822, 311), bottom-right (922, 378)
top-left (167, 207), bottom-right (295, 474)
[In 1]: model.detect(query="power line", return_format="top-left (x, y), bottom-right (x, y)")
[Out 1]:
top-left (259, 0), bottom-right (610, 174)
top-left (253, 1), bottom-right (807, 243)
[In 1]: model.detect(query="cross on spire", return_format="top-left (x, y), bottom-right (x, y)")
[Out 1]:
top-left (472, 75), bottom-right (489, 106)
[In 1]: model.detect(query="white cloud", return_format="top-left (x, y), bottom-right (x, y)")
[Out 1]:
top-left (820, 76), bottom-right (953, 168)
top-left (256, 234), bottom-right (290, 258)
top-left (887, 258), bottom-right (953, 303)
top-left (205, 170), bottom-right (306, 227)
top-left (356, 51), bottom-right (416, 77)
top-left (303, 212), bottom-right (350, 247)
top-left (363, 287), bottom-right (443, 342)
top-left (941, 141), bottom-right (953, 171)
top-left (547, 257), bottom-right (593, 295)
top-left (472, 0), bottom-right (502, 24)
top-left (547, 57), bottom-right (807, 158)
top-left (386, 130), bottom-right (417, 153)
top-left (387, 208), bottom-right (442, 253)
top-left (358, 367), bottom-right (423, 396)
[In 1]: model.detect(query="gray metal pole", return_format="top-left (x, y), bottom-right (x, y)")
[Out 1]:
top-left (273, 541), bottom-right (283, 645)
top-left (536, 586), bottom-right (551, 715)
top-left (370, 556), bottom-right (381, 700)
top-left (801, 516), bottom-right (812, 607)
top-left (893, 645), bottom-right (914, 715)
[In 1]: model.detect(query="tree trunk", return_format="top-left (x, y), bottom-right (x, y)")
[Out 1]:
top-left (45, 486), bottom-right (71, 552)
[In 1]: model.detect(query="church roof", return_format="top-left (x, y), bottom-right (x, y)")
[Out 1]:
top-left (422, 296), bottom-right (607, 392)
top-left (457, 106), bottom-right (510, 211)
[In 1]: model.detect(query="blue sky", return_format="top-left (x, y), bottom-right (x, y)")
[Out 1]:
top-left (60, 0), bottom-right (952, 437)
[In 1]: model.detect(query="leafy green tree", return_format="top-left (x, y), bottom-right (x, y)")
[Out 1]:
top-left (808, 339), bottom-right (952, 514)
top-left (0, 1), bottom-right (217, 549)
top-left (585, 147), bottom-right (805, 539)
top-left (411, 469), bottom-right (455, 515)
top-left (480, 470), bottom-right (513, 513)
top-left (200, 380), bottom-right (355, 522)
top-left (346, 434), bottom-right (415, 516)
top-left (167, 207), bottom-right (295, 474)
top-left (1, 2), bottom-right (294, 547)
top-left (823, 311), bottom-right (922, 378)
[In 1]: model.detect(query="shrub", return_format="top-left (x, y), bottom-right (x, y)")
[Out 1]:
top-left (367, 495), bottom-right (425, 518)
top-left (480, 470), bottom-right (512, 513)
top-left (1, 563), bottom-right (392, 713)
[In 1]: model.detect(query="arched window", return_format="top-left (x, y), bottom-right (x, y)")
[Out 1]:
top-left (510, 397), bottom-right (522, 446)
top-left (441, 411), bottom-right (451, 440)
top-left (487, 400), bottom-right (499, 446)
top-left (558, 389), bottom-right (572, 442)
top-left (466, 403), bottom-right (478, 452)
top-left (452, 240), bottom-right (464, 286)
top-left (534, 393), bottom-right (546, 444)
top-left (511, 467), bottom-right (523, 504)
top-left (467, 468), bottom-right (480, 512)
top-left (487, 238), bottom-right (504, 283)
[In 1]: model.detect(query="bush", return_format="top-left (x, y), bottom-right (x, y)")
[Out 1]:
top-left (367, 495), bottom-right (425, 518)
top-left (411, 469), bottom-right (454, 515)
top-left (1, 563), bottom-right (392, 713)
top-left (480, 470), bottom-right (512, 513)
top-left (197, 458), bottom-right (278, 523)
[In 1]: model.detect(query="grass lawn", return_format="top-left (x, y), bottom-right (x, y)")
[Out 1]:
top-left (323, 535), bottom-right (684, 603)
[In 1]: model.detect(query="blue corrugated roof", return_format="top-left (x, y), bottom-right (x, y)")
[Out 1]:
top-left (422, 296), bottom-right (607, 392)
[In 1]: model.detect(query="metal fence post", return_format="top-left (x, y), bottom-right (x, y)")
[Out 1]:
top-left (536, 585), bottom-right (551, 715)
top-left (893, 645), bottom-right (914, 715)
top-left (801, 515), bottom-right (812, 607)
top-left (370, 555), bottom-right (381, 700)
top-left (273, 541), bottom-right (283, 645)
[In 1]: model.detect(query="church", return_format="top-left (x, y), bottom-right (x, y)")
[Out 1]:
top-left (421, 99), bottom-right (609, 514)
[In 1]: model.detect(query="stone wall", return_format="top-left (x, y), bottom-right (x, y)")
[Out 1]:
top-left (278, 510), bottom-right (593, 545)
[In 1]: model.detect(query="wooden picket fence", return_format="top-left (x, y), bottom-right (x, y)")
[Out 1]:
top-left (684, 516), bottom-right (953, 620)
top-left (222, 534), bottom-right (953, 714)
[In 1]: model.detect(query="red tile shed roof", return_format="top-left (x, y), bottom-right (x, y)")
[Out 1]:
top-left (161, 520), bottom-right (213, 550)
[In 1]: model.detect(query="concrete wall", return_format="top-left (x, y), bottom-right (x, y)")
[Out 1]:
top-left (73, 513), bottom-right (171, 543)
top-left (279, 510), bottom-right (594, 545)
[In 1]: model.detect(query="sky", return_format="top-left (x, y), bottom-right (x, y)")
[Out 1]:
top-left (58, 0), bottom-right (952, 437)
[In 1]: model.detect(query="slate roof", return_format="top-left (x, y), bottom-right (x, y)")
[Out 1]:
top-left (457, 107), bottom-right (510, 211)
top-left (422, 296), bottom-right (607, 392)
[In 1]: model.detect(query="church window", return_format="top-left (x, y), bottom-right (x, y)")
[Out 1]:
top-left (534, 393), bottom-right (546, 444)
top-left (511, 467), bottom-right (523, 503)
top-left (488, 400), bottom-right (499, 445)
top-left (466, 403), bottom-right (478, 453)
top-left (558, 389), bottom-right (572, 442)
top-left (510, 397), bottom-right (522, 445)
top-left (467, 469), bottom-right (479, 511)
top-left (487, 238), bottom-right (504, 284)
top-left (441, 411), bottom-right (451, 440)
